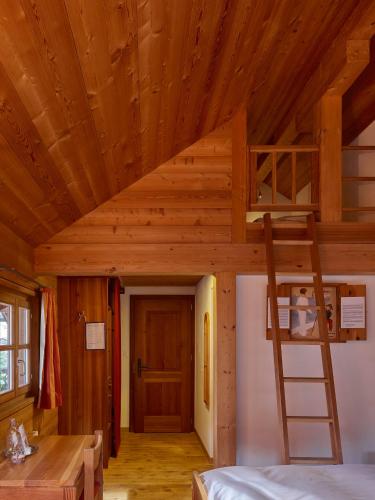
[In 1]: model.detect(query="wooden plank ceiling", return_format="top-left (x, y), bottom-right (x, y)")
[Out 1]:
top-left (0, 1), bottom-right (374, 247)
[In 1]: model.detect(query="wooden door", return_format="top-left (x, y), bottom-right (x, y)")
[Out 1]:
top-left (131, 296), bottom-right (194, 433)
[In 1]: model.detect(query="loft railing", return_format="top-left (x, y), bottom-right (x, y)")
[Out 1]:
top-left (342, 145), bottom-right (375, 216)
top-left (248, 144), bottom-right (320, 213)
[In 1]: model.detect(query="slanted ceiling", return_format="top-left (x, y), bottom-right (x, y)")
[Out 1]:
top-left (0, 1), bottom-right (374, 247)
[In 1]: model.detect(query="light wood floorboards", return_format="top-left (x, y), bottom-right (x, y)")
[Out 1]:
top-left (104, 429), bottom-right (212, 499)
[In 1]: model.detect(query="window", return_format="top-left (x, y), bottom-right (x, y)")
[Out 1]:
top-left (0, 291), bottom-right (31, 403)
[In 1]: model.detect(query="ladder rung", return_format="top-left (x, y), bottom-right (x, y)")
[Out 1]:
top-left (284, 377), bottom-right (328, 383)
top-left (281, 340), bottom-right (324, 345)
top-left (287, 416), bottom-right (333, 423)
top-left (273, 239), bottom-right (313, 246)
top-left (278, 305), bottom-right (321, 311)
top-left (275, 271), bottom-right (317, 277)
top-left (289, 457), bottom-right (338, 465)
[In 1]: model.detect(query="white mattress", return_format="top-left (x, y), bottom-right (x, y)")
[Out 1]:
top-left (201, 464), bottom-right (375, 500)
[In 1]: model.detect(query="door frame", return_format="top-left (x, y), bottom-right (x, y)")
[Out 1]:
top-left (129, 294), bottom-right (195, 432)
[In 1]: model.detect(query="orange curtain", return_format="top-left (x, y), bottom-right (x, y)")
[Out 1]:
top-left (38, 288), bottom-right (62, 409)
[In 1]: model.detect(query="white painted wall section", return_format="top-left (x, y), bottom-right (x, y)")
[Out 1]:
top-left (237, 275), bottom-right (375, 466)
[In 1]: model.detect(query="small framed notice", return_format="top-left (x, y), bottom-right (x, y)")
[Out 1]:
top-left (85, 322), bottom-right (106, 350)
top-left (341, 297), bottom-right (366, 329)
top-left (267, 297), bottom-right (291, 329)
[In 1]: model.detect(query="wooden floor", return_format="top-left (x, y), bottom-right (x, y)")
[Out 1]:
top-left (103, 429), bottom-right (212, 500)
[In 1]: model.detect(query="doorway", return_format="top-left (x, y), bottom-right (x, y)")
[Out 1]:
top-left (130, 295), bottom-right (194, 433)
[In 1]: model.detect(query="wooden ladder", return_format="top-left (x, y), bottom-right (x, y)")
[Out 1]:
top-left (263, 212), bottom-right (343, 465)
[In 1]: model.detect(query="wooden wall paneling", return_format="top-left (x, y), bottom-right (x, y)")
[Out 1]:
top-left (128, 172), bottom-right (231, 192)
top-left (76, 208), bottom-right (232, 227)
top-left (35, 242), bottom-right (375, 276)
top-left (315, 95), bottom-right (343, 222)
top-left (91, 191), bottom-right (231, 209)
top-left (231, 109), bottom-right (247, 243)
top-left (48, 225), bottom-right (231, 244)
top-left (57, 277), bottom-right (110, 465)
top-left (0, 223), bottom-right (34, 276)
top-left (214, 272), bottom-right (236, 467)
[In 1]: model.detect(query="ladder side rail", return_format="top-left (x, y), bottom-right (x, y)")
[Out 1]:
top-left (307, 213), bottom-right (343, 463)
top-left (263, 213), bottom-right (290, 464)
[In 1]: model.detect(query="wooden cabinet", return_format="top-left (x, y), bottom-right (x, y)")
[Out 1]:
top-left (57, 277), bottom-right (112, 466)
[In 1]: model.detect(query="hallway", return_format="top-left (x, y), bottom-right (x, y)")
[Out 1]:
top-left (104, 430), bottom-right (212, 499)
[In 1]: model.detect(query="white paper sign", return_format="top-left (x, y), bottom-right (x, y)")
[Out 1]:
top-left (268, 297), bottom-right (290, 329)
top-left (85, 322), bottom-right (106, 350)
top-left (340, 297), bottom-right (365, 329)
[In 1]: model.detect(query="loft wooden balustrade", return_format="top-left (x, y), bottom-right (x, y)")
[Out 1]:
top-left (248, 145), bottom-right (320, 213)
top-left (342, 145), bottom-right (375, 215)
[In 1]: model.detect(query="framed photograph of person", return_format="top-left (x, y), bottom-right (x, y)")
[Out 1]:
top-left (290, 284), bottom-right (339, 341)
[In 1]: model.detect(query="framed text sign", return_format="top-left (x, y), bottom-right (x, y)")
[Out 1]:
top-left (85, 322), bottom-right (106, 350)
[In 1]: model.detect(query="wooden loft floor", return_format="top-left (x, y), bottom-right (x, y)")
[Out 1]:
top-left (103, 430), bottom-right (211, 500)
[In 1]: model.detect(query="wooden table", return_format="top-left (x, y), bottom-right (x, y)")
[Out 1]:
top-left (0, 434), bottom-right (94, 499)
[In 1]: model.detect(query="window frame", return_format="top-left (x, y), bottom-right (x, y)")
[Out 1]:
top-left (0, 289), bottom-right (32, 404)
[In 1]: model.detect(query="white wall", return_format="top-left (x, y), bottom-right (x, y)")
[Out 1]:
top-left (120, 286), bottom-right (196, 428)
top-left (237, 275), bottom-right (375, 465)
top-left (195, 275), bottom-right (215, 457)
top-left (343, 120), bottom-right (375, 222)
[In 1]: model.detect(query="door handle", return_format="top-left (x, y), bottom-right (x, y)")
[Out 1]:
top-left (137, 358), bottom-right (150, 377)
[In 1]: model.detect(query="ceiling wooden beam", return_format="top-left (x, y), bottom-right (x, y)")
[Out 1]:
top-left (34, 241), bottom-right (375, 275)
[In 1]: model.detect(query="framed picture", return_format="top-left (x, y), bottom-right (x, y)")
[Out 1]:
top-left (85, 322), bottom-right (106, 350)
top-left (290, 285), bottom-right (339, 341)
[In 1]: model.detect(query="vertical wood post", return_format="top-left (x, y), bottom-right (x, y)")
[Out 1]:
top-left (315, 95), bottom-right (342, 222)
top-left (232, 108), bottom-right (248, 242)
top-left (214, 271), bottom-right (236, 467)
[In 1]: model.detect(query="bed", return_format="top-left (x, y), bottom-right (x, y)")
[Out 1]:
top-left (192, 464), bottom-right (375, 499)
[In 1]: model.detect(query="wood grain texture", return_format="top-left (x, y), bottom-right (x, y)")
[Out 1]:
top-left (35, 242), bottom-right (375, 275)
top-left (43, 126), bottom-right (232, 247)
top-left (57, 277), bottom-right (110, 466)
top-left (130, 296), bottom-right (194, 433)
top-left (0, 2), bottom-right (373, 246)
top-left (214, 272), bottom-right (236, 467)
top-left (316, 95), bottom-right (342, 222)
top-left (103, 430), bottom-right (211, 500)
top-left (231, 108), bottom-right (247, 242)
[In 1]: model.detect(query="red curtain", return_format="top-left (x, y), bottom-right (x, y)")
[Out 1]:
top-left (112, 279), bottom-right (122, 455)
top-left (38, 288), bottom-right (63, 409)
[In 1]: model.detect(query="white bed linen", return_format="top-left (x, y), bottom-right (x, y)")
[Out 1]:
top-left (201, 465), bottom-right (375, 500)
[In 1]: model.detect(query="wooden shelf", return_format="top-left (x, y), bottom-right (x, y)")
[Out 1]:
top-left (249, 145), bottom-right (319, 153)
top-left (342, 145), bottom-right (375, 151)
top-left (249, 204), bottom-right (319, 212)
top-left (343, 176), bottom-right (375, 182)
